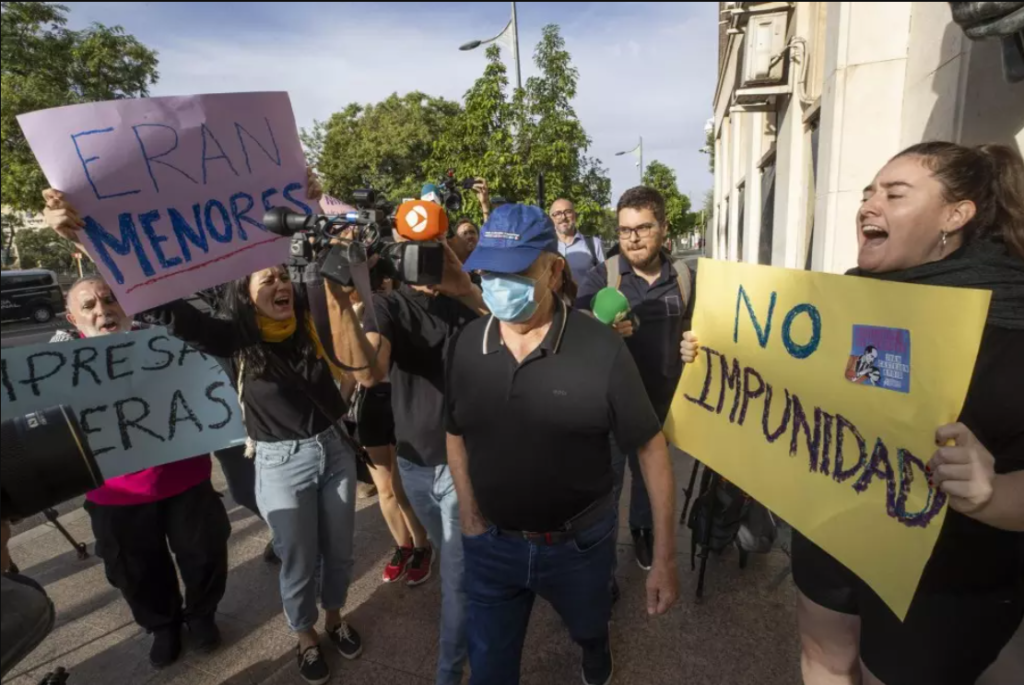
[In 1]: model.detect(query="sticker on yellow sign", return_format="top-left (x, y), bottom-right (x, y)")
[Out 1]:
top-left (665, 259), bottom-right (990, 620)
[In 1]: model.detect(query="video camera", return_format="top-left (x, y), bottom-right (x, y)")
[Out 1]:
top-left (436, 169), bottom-right (478, 215)
top-left (1, 406), bottom-right (103, 522)
top-left (2, 406), bottom-right (103, 680)
top-left (263, 189), bottom-right (446, 288)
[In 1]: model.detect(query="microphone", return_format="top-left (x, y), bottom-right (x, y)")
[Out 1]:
top-left (591, 287), bottom-right (631, 326)
top-left (263, 207), bottom-right (315, 237)
top-left (395, 200), bottom-right (449, 241)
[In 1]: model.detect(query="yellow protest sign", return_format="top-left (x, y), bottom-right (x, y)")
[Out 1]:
top-left (665, 259), bottom-right (990, 620)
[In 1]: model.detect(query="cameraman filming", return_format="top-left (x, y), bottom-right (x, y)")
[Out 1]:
top-left (325, 216), bottom-right (487, 685)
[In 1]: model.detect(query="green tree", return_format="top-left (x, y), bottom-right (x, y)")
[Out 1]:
top-left (14, 226), bottom-right (76, 271)
top-left (316, 92), bottom-right (462, 205)
top-left (1, 211), bottom-right (23, 267)
top-left (299, 119), bottom-right (327, 174)
top-left (520, 25), bottom-right (610, 233)
top-left (642, 160), bottom-right (693, 237)
top-left (1, 2), bottom-right (159, 212)
top-left (427, 45), bottom-right (520, 223)
top-left (704, 127), bottom-right (716, 173)
top-left (428, 25), bottom-right (611, 229)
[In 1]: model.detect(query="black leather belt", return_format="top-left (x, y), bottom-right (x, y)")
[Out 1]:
top-left (495, 492), bottom-right (615, 546)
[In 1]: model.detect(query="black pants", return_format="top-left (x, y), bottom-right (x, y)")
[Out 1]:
top-left (214, 445), bottom-right (262, 519)
top-left (85, 480), bottom-right (231, 632)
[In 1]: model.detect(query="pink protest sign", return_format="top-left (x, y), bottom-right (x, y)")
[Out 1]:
top-left (18, 92), bottom-right (313, 314)
top-left (320, 194), bottom-right (356, 215)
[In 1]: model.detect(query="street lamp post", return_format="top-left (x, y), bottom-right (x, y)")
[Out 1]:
top-left (615, 136), bottom-right (644, 184)
top-left (459, 2), bottom-right (522, 91)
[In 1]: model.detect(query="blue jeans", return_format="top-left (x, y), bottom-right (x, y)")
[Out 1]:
top-left (611, 437), bottom-right (653, 532)
top-left (255, 427), bottom-right (357, 633)
top-left (463, 511), bottom-right (617, 685)
top-left (398, 458), bottom-right (467, 685)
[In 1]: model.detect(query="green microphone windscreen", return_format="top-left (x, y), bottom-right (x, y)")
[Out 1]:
top-left (592, 287), bottom-right (630, 325)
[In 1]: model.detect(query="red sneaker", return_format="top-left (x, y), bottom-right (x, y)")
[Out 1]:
top-left (383, 546), bottom-right (412, 583)
top-left (406, 546), bottom-right (435, 587)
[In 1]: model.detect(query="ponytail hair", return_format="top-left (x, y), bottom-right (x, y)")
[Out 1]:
top-left (894, 142), bottom-right (1024, 260)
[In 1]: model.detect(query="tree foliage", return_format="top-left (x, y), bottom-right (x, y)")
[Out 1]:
top-left (314, 92), bottom-right (462, 205)
top-left (1, 211), bottom-right (23, 267)
top-left (642, 160), bottom-right (693, 237)
top-left (322, 25), bottom-right (612, 230)
top-left (14, 226), bottom-right (76, 271)
top-left (1, 2), bottom-right (159, 212)
top-left (705, 127), bottom-right (716, 173)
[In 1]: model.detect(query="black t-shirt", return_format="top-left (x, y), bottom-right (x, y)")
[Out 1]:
top-left (143, 301), bottom-right (345, 443)
top-left (918, 324), bottom-right (1024, 595)
top-left (445, 299), bottom-right (663, 532)
top-left (576, 254), bottom-right (695, 422)
top-left (364, 285), bottom-right (479, 467)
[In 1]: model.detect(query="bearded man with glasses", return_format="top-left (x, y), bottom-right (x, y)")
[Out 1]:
top-left (576, 186), bottom-right (698, 582)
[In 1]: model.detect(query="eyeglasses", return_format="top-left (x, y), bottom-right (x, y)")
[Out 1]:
top-left (550, 210), bottom-right (575, 220)
top-left (617, 224), bottom-right (657, 238)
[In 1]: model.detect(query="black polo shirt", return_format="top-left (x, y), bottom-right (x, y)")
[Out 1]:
top-left (445, 298), bottom-right (663, 532)
top-left (575, 254), bottom-right (694, 423)
top-left (365, 285), bottom-right (479, 467)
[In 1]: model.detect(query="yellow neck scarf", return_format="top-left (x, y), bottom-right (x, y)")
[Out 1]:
top-left (257, 314), bottom-right (345, 382)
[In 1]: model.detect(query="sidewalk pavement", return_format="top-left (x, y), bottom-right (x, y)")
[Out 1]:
top-left (4, 450), bottom-right (1020, 685)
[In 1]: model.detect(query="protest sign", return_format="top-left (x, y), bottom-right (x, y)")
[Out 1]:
top-left (665, 259), bottom-right (989, 620)
top-left (18, 92), bottom-right (314, 314)
top-left (1, 329), bottom-right (245, 480)
top-left (320, 194), bottom-right (356, 215)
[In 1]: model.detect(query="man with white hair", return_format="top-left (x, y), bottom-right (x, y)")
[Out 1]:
top-left (49, 274), bottom-right (231, 670)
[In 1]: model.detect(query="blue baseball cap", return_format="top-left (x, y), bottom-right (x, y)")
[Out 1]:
top-left (463, 204), bottom-right (558, 274)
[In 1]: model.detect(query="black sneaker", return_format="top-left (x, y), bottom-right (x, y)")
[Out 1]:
top-left (187, 615), bottom-right (222, 654)
top-left (326, 621), bottom-right (363, 660)
top-left (297, 645), bottom-right (330, 685)
top-left (582, 642), bottom-right (614, 685)
top-left (263, 540), bottom-right (280, 564)
top-left (149, 626), bottom-right (182, 670)
top-left (632, 528), bottom-right (653, 571)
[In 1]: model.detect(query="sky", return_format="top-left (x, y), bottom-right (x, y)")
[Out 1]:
top-left (64, 2), bottom-right (718, 206)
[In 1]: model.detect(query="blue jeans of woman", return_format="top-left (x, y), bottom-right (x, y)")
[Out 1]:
top-left (255, 426), bottom-right (357, 633)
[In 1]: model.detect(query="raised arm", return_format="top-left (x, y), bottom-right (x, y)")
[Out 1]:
top-left (325, 284), bottom-right (390, 388)
top-left (140, 299), bottom-right (241, 359)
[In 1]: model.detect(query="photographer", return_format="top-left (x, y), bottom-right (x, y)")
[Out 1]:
top-left (325, 227), bottom-right (487, 685)
top-left (43, 188), bottom-right (363, 685)
top-left (26, 248), bottom-right (232, 671)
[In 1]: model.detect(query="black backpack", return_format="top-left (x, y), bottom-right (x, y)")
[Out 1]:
top-left (688, 476), bottom-right (778, 563)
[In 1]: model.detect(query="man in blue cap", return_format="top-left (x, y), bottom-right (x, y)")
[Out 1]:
top-left (445, 204), bottom-right (680, 685)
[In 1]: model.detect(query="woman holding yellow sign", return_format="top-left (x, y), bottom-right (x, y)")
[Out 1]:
top-left (684, 142), bottom-right (1023, 685)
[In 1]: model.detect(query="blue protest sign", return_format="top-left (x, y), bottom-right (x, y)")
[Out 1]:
top-left (1, 328), bottom-right (245, 479)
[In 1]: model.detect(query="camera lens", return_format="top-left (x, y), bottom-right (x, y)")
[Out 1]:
top-left (0, 406), bottom-right (103, 520)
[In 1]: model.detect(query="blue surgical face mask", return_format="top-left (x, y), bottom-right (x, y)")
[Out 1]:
top-left (481, 273), bottom-right (540, 323)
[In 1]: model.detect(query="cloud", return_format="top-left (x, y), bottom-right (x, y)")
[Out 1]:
top-left (66, 2), bottom-right (716, 205)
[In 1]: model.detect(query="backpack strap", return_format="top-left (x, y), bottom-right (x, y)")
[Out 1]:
top-left (672, 259), bottom-right (693, 309)
top-left (605, 255), bottom-right (622, 290)
top-left (583, 235), bottom-right (600, 267)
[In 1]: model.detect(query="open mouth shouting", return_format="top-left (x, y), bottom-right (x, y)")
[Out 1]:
top-left (861, 223), bottom-right (889, 249)
top-left (272, 291), bottom-right (293, 314)
top-left (97, 318), bottom-right (122, 333)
